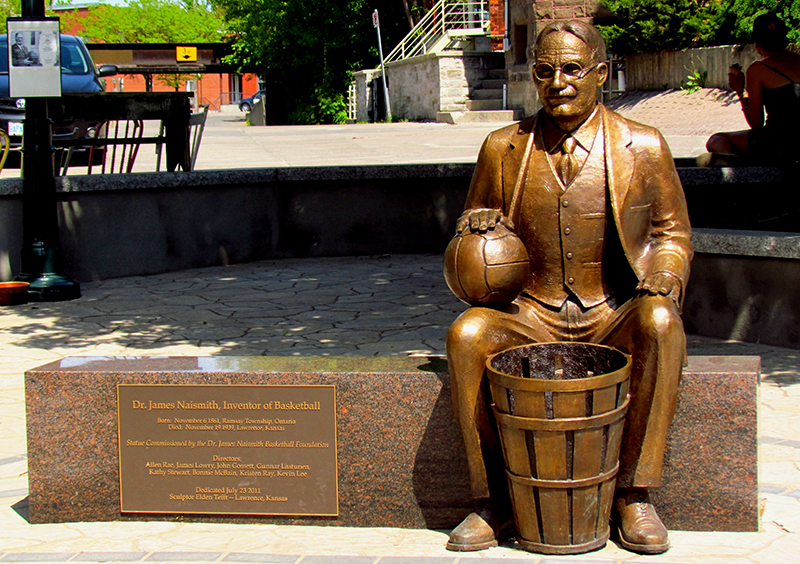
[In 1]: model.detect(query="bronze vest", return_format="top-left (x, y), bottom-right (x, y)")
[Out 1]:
top-left (518, 125), bottom-right (630, 308)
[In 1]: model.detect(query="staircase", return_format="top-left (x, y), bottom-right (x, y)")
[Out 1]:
top-left (377, 0), bottom-right (518, 124)
top-left (438, 66), bottom-right (517, 124)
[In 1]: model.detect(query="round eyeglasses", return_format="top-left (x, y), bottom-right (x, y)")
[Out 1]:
top-left (533, 61), bottom-right (599, 81)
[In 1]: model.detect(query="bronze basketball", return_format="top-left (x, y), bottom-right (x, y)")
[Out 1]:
top-left (443, 223), bottom-right (530, 305)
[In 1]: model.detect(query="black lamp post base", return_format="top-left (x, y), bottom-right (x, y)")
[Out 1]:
top-left (18, 273), bottom-right (81, 302)
top-left (16, 240), bottom-right (81, 302)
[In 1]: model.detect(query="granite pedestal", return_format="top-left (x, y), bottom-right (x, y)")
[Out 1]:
top-left (25, 355), bottom-right (759, 531)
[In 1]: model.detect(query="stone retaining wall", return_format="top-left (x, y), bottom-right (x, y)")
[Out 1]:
top-left (1, 164), bottom-right (796, 348)
top-left (353, 52), bottom-right (502, 122)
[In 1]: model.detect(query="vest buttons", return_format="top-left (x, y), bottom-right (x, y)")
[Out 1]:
top-left (566, 252), bottom-right (573, 260)
top-left (562, 200), bottom-right (569, 207)
top-left (564, 227), bottom-right (571, 235)
top-left (568, 277), bottom-right (575, 284)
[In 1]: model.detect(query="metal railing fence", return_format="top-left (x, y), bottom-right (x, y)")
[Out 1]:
top-left (383, 0), bottom-right (489, 65)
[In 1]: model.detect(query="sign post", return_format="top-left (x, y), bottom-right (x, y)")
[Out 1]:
top-left (12, 0), bottom-right (80, 301)
top-left (372, 9), bottom-right (391, 121)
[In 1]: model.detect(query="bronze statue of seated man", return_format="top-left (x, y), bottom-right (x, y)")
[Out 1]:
top-left (444, 20), bottom-right (692, 555)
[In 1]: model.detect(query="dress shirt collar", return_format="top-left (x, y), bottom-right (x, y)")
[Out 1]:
top-left (541, 105), bottom-right (601, 155)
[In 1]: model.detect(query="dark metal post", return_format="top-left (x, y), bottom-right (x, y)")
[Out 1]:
top-left (14, 0), bottom-right (80, 301)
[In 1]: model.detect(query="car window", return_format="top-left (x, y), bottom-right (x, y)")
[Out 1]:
top-left (0, 43), bottom-right (7, 73)
top-left (60, 42), bottom-right (89, 75)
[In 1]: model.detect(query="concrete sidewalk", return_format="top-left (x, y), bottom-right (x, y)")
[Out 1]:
top-left (0, 254), bottom-right (798, 563)
top-left (0, 87), bottom-right (748, 179)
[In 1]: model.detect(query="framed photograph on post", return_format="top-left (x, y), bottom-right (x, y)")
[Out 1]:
top-left (7, 17), bottom-right (61, 97)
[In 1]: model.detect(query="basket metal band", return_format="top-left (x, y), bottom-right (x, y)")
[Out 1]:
top-left (487, 365), bottom-right (630, 393)
top-left (492, 399), bottom-right (628, 432)
top-left (506, 462), bottom-right (619, 489)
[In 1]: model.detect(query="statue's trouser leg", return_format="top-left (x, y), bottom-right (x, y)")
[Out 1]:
top-left (591, 295), bottom-right (685, 487)
top-left (447, 294), bottom-right (685, 502)
top-left (446, 303), bottom-right (552, 504)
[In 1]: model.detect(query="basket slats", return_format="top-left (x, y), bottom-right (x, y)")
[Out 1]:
top-left (487, 342), bottom-right (632, 555)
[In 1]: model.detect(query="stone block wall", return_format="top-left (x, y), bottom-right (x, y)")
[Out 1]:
top-left (388, 54), bottom-right (449, 120)
top-left (355, 52), bottom-right (503, 122)
top-left (352, 69), bottom-right (378, 122)
top-left (533, 0), bottom-right (612, 22)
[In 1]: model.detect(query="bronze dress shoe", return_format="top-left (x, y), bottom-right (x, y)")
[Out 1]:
top-left (612, 489), bottom-right (670, 554)
top-left (446, 502), bottom-right (514, 551)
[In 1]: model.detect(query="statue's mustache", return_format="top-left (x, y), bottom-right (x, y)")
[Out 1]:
top-left (546, 85), bottom-right (577, 97)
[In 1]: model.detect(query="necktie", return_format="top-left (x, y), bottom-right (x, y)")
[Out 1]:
top-left (558, 136), bottom-right (578, 186)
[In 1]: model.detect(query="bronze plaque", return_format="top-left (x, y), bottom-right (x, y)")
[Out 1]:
top-left (117, 385), bottom-right (338, 516)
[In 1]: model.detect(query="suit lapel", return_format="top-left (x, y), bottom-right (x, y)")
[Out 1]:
top-left (602, 105), bottom-right (634, 238)
top-left (502, 115), bottom-right (537, 219)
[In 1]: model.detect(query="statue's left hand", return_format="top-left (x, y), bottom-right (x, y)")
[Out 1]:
top-left (637, 271), bottom-right (682, 303)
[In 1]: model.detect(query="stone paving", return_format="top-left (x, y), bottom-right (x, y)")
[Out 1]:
top-left (0, 254), bottom-right (798, 563)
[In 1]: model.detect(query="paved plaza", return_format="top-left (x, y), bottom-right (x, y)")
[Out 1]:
top-left (0, 87), bottom-right (794, 562)
top-left (0, 86), bottom-right (750, 178)
top-left (0, 255), bottom-right (798, 563)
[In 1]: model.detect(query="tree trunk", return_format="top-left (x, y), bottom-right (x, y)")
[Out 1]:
top-left (401, 0), bottom-right (414, 29)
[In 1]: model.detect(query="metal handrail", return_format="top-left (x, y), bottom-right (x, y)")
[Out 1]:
top-left (383, 0), bottom-right (489, 65)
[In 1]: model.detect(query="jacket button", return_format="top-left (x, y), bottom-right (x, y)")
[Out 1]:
top-left (564, 227), bottom-right (571, 235)
top-left (568, 277), bottom-right (575, 284)
top-left (562, 200), bottom-right (569, 207)
top-left (566, 252), bottom-right (573, 259)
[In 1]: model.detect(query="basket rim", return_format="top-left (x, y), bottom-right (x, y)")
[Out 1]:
top-left (486, 342), bottom-right (631, 392)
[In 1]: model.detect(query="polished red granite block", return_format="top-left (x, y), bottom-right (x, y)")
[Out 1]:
top-left (25, 355), bottom-right (759, 531)
top-left (654, 355), bottom-right (760, 532)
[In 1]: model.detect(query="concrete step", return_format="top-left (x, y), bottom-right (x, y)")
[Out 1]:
top-left (437, 110), bottom-right (517, 124)
top-left (488, 68), bottom-right (506, 79)
top-left (480, 78), bottom-right (506, 90)
top-left (466, 99), bottom-right (504, 111)
top-left (429, 34), bottom-right (451, 53)
top-left (471, 88), bottom-right (504, 100)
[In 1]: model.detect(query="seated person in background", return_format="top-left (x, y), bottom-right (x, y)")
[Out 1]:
top-left (706, 13), bottom-right (800, 165)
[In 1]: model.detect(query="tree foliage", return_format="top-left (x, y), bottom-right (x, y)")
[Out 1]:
top-left (60, 0), bottom-right (225, 44)
top-left (599, 0), bottom-right (800, 55)
top-left (212, 0), bottom-right (410, 124)
top-left (0, 0), bottom-right (19, 34)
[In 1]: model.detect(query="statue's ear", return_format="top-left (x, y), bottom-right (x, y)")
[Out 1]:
top-left (597, 62), bottom-right (609, 86)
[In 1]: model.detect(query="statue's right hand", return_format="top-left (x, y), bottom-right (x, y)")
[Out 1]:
top-left (455, 208), bottom-right (514, 234)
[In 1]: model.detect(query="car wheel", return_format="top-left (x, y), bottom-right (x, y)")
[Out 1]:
top-left (241, 103), bottom-right (251, 113)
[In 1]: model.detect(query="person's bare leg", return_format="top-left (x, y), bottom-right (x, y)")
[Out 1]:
top-left (706, 130), bottom-right (749, 154)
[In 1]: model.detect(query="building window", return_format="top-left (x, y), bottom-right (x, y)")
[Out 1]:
top-left (514, 24), bottom-right (528, 65)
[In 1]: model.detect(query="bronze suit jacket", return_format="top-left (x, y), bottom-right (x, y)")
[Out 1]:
top-left (464, 104), bottom-right (693, 303)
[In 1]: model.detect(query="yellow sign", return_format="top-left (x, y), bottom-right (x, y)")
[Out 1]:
top-left (176, 46), bottom-right (197, 63)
